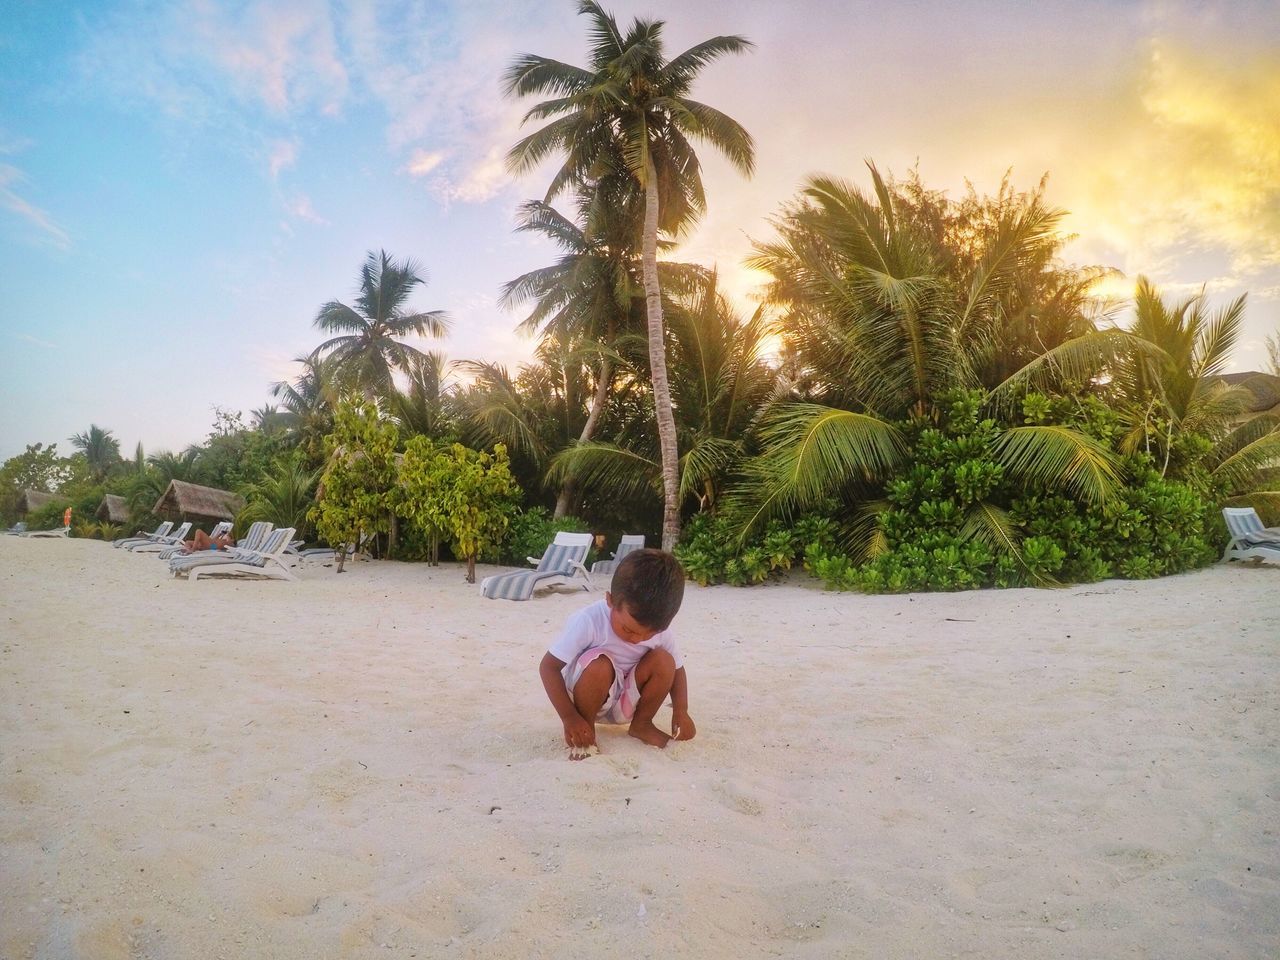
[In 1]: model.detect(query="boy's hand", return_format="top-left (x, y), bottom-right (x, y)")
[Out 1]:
top-left (671, 710), bottom-right (696, 742)
top-left (563, 714), bottom-right (596, 751)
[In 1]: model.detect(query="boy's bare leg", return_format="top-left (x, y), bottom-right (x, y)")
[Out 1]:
top-left (569, 657), bottom-right (614, 759)
top-left (628, 649), bottom-right (676, 749)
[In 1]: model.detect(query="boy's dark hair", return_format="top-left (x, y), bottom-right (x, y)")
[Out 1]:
top-left (610, 548), bottom-right (685, 631)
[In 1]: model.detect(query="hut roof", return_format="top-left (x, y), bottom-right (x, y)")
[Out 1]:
top-left (18, 489), bottom-right (59, 514)
top-left (1217, 371), bottom-right (1280, 413)
top-left (152, 479), bottom-right (244, 521)
top-left (96, 494), bottom-right (130, 524)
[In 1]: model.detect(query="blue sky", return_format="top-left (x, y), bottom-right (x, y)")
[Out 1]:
top-left (1, 0), bottom-right (1277, 462)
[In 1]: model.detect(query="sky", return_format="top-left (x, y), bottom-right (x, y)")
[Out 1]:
top-left (1, 0), bottom-right (1278, 463)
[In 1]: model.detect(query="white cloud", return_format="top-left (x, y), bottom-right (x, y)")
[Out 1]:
top-left (269, 139), bottom-right (298, 178)
top-left (284, 192), bottom-right (327, 224)
top-left (403, 149), bottom-right (445, 177)
top-left (0, 164), bottom-right (70, 248)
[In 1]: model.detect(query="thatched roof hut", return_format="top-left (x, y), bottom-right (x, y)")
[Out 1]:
top-left (1218, 371), bottom-right (1280, 416)
top-left (152, 480), bottom-right (244, 521)
top-left (96, 494), bottom-right (130, 524)
top-left (18, 489), bottom-right (60, 515)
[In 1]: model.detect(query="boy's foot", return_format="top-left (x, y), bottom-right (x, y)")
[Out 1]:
top-left (627, 719), bottom-right (671, 749)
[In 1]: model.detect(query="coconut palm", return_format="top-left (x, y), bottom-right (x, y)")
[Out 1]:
top-left (313, 250), bottom-right (449, 399)
top-left (271, 353), bottom-right (343, 463)
top-left (501, 186), bottom-right (708, 515)
top-left (504, 0), bottom-right (755, 549)
top-left (1107, 278), bottom-right (1280, 501)
top-left (548, 273), bottom-right (780, 516)
top-left (738, 165), bottom-right (1123, 555)
top-left (70, 424), bottom-right (121, 482)
top-left (238, 458), bottom-right (320, 539)
top-left (386, 350), bottom-right (456, 441)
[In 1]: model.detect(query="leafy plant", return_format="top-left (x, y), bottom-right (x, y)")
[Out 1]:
top-left (309, 399), bottom-right (399, 573)
top-left (398, 438), bottom-right (522, 583)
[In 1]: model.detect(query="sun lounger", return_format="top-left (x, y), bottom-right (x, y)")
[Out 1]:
top-left (115, 521), bottom-right (174, 549)
top-left (158, 521), bottom-right (233, 560)
top-left (480, 531), bottom-right (593, 601)
top-left (590, 534), bottom-right (645, 576)
top-left (167, 522), bottom-right (273, 576)
top-left (183, 527), bottom-right (298, 582)
top-left (24, 508), bottom-right (72, 538)
top-left (127, 521), bottom-right (192, 552)
top-left (4, 522), bottom-right (27, 536)
top-left (1221, 507), bottom-right (1280, 565)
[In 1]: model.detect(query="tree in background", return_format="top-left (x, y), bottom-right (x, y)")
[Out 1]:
top-left (0, 443), bottom-right (76, 524)
top-left (737, 164), bottom-right (1123, 571)
top-left (271, 353), bottom-right (343, 465)
top-left (504, 0), bottom-right (755, 549)
top-left (310, 400), bottom-right (399, 573)
top-left (313, 250), bottom-right (449, 400)
top-left (238, 456), bottom-right (320, 541)
top-left (71, 425), bottom-right (121, 482)
top-left (398, 438), bottom-right (521, 583)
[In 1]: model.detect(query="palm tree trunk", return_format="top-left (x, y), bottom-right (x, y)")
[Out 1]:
top-left (642, 159), bottom-right (681, 551)
top-left (553, 356), bottom-right (613, 519)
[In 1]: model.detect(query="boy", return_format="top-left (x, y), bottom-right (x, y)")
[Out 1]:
top-left (539, 549), bottom-right (695, 758)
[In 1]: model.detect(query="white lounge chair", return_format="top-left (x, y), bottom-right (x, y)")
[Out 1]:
top-left (115, 521), bottom-right (173, 549)
top-left (1222, 507), bottom-right (1280, 565)
top-left (157, 521), bottom-right (234, 560)
top-left (480, 531), bottom-right (593, 601)
top-left (168, 521), bottom-right (273, 576)
top-left (24, 508), bottom-right (72, 538)
top-left (24, 524), bottom-right (70, 538)
top-left (186, 527), bottom-right (297, 582)
top-left (127, 521), bottom-right (192, 553)
top-left (590, 534), bottom-right (645, 577)
top-left (4, 522), bottom-right (27, 536)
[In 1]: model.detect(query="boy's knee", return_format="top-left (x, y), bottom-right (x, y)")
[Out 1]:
top-left (638, 648), bottom-right (675, 682)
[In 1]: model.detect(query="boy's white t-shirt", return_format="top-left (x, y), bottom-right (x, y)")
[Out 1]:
top-left (548, 599), bottom-right (683, 680)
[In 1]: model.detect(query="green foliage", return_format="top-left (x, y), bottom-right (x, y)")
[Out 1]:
top-left (0, 443), bottom-right (75, 524)
top-left (398, 438), bottom-right (522, 582)
top-left (672, 512), bottom-right (837, 587)
top-left (1011, 455), bottom-right (1216, 581)
top-left (309, 399), bottom-right (399, 572)
top-left (238, 455), bottom-right (319, 539)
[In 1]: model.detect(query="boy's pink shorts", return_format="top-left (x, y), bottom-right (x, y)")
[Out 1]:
top-left (565, 648), bottom-right (640, 724)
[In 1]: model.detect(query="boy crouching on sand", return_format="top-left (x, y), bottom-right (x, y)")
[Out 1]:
top-left (539, 549), bottom-right (695, 757)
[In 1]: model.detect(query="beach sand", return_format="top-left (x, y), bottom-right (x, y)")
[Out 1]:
top-left (1, 535), bottom-right (1277, 959)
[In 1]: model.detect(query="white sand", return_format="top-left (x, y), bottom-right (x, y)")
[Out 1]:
top-left (1, 535), bottom-right (1277, 959)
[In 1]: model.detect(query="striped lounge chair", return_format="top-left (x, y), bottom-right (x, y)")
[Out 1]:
top-left (480, 532), bottom-right (593, 601)
top-left (590, 534), bottom-right (645, 577)
top-left (114, 521), bottom-right (173, 549)
top-left (1221, 507), bottom-right (1280, 565)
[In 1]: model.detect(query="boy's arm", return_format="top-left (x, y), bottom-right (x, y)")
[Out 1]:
top-left (539, 652), bottom-right (594, 748)
top-left (670, 666), bottom-right (695, 741)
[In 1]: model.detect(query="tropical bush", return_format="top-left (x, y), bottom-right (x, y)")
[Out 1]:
top-left (397, 438), bottom-right (522, 583)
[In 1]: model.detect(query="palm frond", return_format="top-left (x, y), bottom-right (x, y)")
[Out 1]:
top-left (546, 441), bottom-right (660, 503)
top-left (730, 403), bottom-right (908, 530)
top-left (993, 425), bottom-right (1122, 504)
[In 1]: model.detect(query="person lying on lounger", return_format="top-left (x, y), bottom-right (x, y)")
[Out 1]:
top-left (180, 529), bottom-right (235, 553)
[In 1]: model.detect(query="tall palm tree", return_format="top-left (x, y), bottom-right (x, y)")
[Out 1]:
top-left (504, 0), bottom-right (755, 549)
top-left (548, 273), bottom-right (779, 517)
top-left (313, 250), bottom-right (450, 399)
top-left (70, 425), bottom-right (121, 482)
top-left (501, 186), bottom-right (706, 516)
